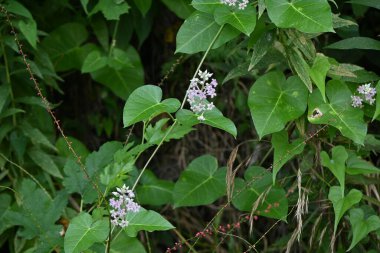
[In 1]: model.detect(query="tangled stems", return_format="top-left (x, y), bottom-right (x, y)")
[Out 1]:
top-left (130, 24), bottom-right (226, 191)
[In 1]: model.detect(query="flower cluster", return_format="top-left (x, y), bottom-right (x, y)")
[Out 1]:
top-left (351, 83), bottom-right (377, 108)
top-left (220, 0), bottom-right (249, 10)
top-left (187, 70), bottom-right (218, 121)
top-left (109, 184), bottom-right (140, 228)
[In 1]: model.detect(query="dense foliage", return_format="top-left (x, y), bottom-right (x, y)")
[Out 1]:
top-left (0, 0), bottom-right (380, 252)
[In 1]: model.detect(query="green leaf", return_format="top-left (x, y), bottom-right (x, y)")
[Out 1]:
top-left (91, 0), bottom-right (130, 20)
top-left (232, 166), bottom-right (288, 221)
top-left (265, 0), bottom-right (334, 33)
top-left (175, 11), bottom-right (239, 54)
top-left (272, 131), bottom-right (305, 184)
top-left (64, 213), bottom-right (109, 253)
top-left (249, 31), bottom-right (275, 71)
top-left (348, 0), bottom-right (380, 10)
top-left (0, 85), bottom-right (9, 113)
top-left (56, 136), bottom-right (90, 160)
top-left (100, 161), bottom-right (134, 189)
top-left (28, 148), bottom-right (62, 178)
top-left (63, 142), bottom-right (122, 203)
top-left (18, 19), bottom-right (37, 48)
top-left (321, 146), bottom-right (348, 194)
top-left (6, 1), bottom-right (33, 19)
top-left (372, 81), bottom-right (380, 121)
top-left (92, 46), bottom-right (144, 99)
top-left (328, 186), bottom-right (362, 234)
top-left (214, 5), bottom-right (256, 36)
top-left (286, 46), bottom-right (313, 92)
top-left (5, 180), bottom-right (67, 250)
top-left (123, 85), bottom-right (180, 127)
top-left (248, 71), bottom-right (308, 139)
top-left (0, 194), bottom-right (12, 234)
top-left (308, 80), bottom-right (367, 145)
top-left (326, 37), bottom-right (380, 50)
top-left (347, 208), bottom-right (380, 251)
top-left (107, 48), bottom-right (132, 70)
top-left (192, 0), bottom-right (223, 13)
top-left (144, 118), bottom-right (194, 144)
top-left (136, 170), bottom-right (174, 206)
top-left (110, 233), bottom-right (146, 253)
top-left (176, 108), bottom-right (237, 137)
top-left (173, 155), bottom-right (226, 207)
top-left (309, 54), bottom-right (331, 102)
top-left (81, 50), bottom-right (108, 73)
top-left (133, 0), bottom-right (152, 16)
top-left (124, 209), bottom-right (174, 237)
top-left (346, 154), bottom-right (380, 175)
top-left (42, 23), bottom-right (89, 71)
top-left (161, 0), bottom-right (194, 19)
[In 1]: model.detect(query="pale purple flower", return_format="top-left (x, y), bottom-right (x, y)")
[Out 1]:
top-left (351, 83), bottom-right (376, 107)
top-left (109, 184), bottom-right (140, 228)
top-left (351, 95), bottom-right (363, 108)
top-left (221, 0), bottom-right (249, 10)
top-left (187, 70), bottom-right (218, 121)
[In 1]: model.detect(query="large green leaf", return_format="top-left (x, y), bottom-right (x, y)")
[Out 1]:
top-left (91, 46), bottom-right (144, 100)
top-left (346, 154), bottom-right (380, 175)
top-left (348, 0), bottom-right (380, 10)
top-left (214, 5), bottom-right (256, 36)
top-left (4, 180), bottom-right (67, 251)
top-left (321, 146), bottom-right (348, 195)
top-left (136, 170), bottom-right (174, 206)
top-left (63, 141), bottom-right (122, 204)
top-left (309, 54), bottom-right (331, 102)
top-left (28, 147), bottom-right (62, 178)
top-left (265, 0), bottom-right (334, 33)
top-left (232, 166), bottom-right (288, 221)
top-left (18, 19), bottom-right (37, 49)
top-left (124, 209), bottom-right (174, 237)
top-left (308, 80), bottom-right (367, 145)
top-left (90, 0), bottom-right (130, 20)
top-left (176, 108), bottom-right (237, 137)
top-left (161, 0), bottom-right (194, 19)
top-left (123, 85), bottom-right (180, 127)
top-left (176, 11), bottom-right (239, 54)
top-left (42, 23), bottom-right (90, 71)
top-left (248, 71), bottom-right (308, 139)
top-left (173, 155), bottom-right (226, 207)
top-left (347, 208), bottom-right (380, 251)
top-left (326, 37), bottom-right (380, 51)
top-left (64, 213), bottom-right (109, 253)
top-left (110, 233), bottom-right (146, 253)
top-left (192, 0), bottom-right (223, 13)
top-left (272, 131), bottom-right (305, 184)
top-left (328, 186), bottom-right (362, 234)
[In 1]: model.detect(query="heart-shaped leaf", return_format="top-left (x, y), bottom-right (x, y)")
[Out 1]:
top-left (123, 85), bottom-right (180, 127)
top-left (124, 209), bottom-right (174, 237)
top-left (347, 208), bottom-right (380, 251)
top-left (308, 80), bottom-right (367, 145)
top-left (321, 146), bottom-right (348, 195)
top-left (309, 54), bottom-right (331, 102)
top-left (328, 186), bottom-right (362, 234)
top-left (346, 158), bottom-right (380, 176)
top-left (176, 11), bottom-right (239, 54)
top-left (214, 5), bottom-right (256, 36)
top-left (81, 50), bottom-right (108, 73)
top-left (64, 213), bottom-right (109, 253)
top-left (248, 71), bottom-right (308, 139)
top-left (272, 131), bottom-right (305, 184)
top-left (232, 166), bottom-right (288, 221)
top-left (173, 155), bottom-right (226, 207)
top-left (176, 108), bottom-right (237, 137)
top-left (265, 0), bottom-right (334, 33)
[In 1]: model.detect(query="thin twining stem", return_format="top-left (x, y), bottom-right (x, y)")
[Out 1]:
top-left (131, 25), bottom-right (225, 191)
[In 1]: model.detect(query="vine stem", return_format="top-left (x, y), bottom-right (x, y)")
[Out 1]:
top-left (131, 24), bottom-right (225, 191)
